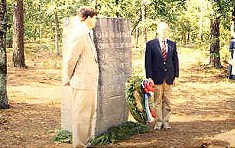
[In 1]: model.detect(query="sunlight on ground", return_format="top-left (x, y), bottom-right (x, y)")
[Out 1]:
top-left (8, 85), bottom-right (62, 105)
top-left (119, 139), bottom-right (158, 147)
top-left (212, 129), bottom-right (235, 147)
top-left (2, 46), bottom-right (234, 147)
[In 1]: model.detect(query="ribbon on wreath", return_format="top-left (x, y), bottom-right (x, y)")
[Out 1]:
top-left (141, 79), bottom-right (157, 123)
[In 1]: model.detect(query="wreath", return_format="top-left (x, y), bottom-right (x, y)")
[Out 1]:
top-left (126, 75), bottom-right (147, 124)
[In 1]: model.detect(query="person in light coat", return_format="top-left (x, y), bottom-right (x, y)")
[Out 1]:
top-left (62, 6), bottom-right (98, 148)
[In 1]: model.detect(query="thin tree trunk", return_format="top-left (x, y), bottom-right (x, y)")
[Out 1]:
top-left (209, 16), bottom-right (222, 68)
top-left (135, 28), bottom-right (139, 48)
top-left (187, 32), bottom-right (190, 43)
top-left (141, 0), bottom-right (147, 43)
top-left (115, 0), bottom-right (119, 17)
top-left (0, 0), bottom-right (9, 109)
top-left (183, 32), bottom-right (186, 45)
top-left (232, 6), bottom-right (235, 35)
top-left (94, 0), bottom-right (99, 10)
top-left (231, 23), bottom-right (234, 36)
top-left (181, 33), bottom-right (186, 45)
top-left (13, 0), bottom-right (26, 68)
top-left (54, 11), bottom-right (60, 56)
top-left (199, 0), bottom-right (204, 41)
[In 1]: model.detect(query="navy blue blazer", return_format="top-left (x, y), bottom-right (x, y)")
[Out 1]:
top-left (145, 38), bottom-right (179, 85)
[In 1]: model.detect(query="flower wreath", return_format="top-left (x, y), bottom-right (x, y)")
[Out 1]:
top-left (126, 76), bottom-right (157, 124)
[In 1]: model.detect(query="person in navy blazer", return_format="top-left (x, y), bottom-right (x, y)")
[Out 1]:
top-left (145, 21), bottom-right (179, 130)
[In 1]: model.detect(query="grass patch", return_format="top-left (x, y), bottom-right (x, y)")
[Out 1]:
top-left (89, 121), bottom-right (148, 146)
top-left (52, 130), bottom-right (72, 143)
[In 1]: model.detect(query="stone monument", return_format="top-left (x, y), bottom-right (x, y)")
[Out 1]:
top-left (94, 17), bottom-right (132, 135)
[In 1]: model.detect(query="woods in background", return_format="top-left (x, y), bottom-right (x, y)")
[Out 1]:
top-left (1, 0), bottom-right (235, 108)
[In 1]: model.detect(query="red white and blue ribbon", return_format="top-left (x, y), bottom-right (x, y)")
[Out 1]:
top-left (141, 79), bottom-right (157, 123)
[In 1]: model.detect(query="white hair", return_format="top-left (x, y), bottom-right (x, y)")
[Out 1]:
top-left (157, 22), bottom-right (169, 31)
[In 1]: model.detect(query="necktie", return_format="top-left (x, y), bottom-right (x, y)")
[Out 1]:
top-left (88, 32), bottom-right (93, 41)
top-left (161, 41), bottom-right (167, 61)
top-left (88, 32), bottom-right (98, 62)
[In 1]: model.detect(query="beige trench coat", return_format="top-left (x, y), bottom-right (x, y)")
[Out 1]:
top-left (62, 23), bottom-right (99, 148)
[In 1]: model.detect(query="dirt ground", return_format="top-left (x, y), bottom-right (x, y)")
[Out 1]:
top-left (0, 47), bottom-right (235, 148)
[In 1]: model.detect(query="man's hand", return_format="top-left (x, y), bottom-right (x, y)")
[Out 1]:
top-left (148, 78), bottom-right (154, 83)
top-left (173, 78), bottom-right (178, 86)
top-left (64, 82), bottom-right (70, 86)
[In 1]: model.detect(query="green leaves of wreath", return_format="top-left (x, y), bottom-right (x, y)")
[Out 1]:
top-left (126, 75), bottom-right (147, 124)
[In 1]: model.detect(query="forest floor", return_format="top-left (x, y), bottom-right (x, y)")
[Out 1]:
top-left (0, 46), bottom-right (235, 148)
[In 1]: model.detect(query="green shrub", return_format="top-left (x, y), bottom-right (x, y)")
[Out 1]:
top-left (52, 130), bottom-right (72, 143)
top-left (88, 121), bottom-right (148, 146)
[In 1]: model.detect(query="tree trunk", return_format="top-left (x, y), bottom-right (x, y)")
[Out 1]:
top-left (13, 0), bottom-right (26, 68)
top-left (141, 0), bottom-right (147, 43)
top-left (54, 11), bottom-right (60, 56)
top-left (199, 0), bottom-right (204, 41)
top-left (232, 6), bottom-right (235, 35)
top-left (94, 0), bottom-right (99, 10)
top-left (209, 16), bottom-right (222, 68)
top-left (115, 0), bottom-right (119, 17)
top-left (135, 28), bottom-right (139, 48)
top-left (187, 32), bottom-right (190, 43)
top-left (0, 0), bottom-right (9, 109)
top-left (181, 32), bottom-right (186, 45)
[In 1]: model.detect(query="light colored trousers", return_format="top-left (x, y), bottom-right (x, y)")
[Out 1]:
top-left (72, 88), bottom-right (97, 148)
top-left (154, 80), bottom-right (172, 127)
